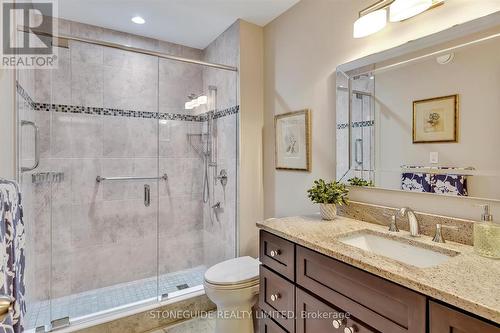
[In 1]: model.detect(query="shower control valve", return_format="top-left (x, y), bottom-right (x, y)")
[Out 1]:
top-left (217, 169), bottom-right (228, 187)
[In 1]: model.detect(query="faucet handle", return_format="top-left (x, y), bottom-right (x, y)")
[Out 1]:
top-left (388, 215), bottom-right (399, 232)
top-left (475, 204), bottom-right (493, 222)
top-left (382, 212), bottom-right (399, 232)
top-left (432, 224), bottom-right (459, 243)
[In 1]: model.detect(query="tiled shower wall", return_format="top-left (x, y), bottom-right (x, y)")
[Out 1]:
top-left (200, 22), bottom-right (240, 268)
top-left (19, 18), bottom-right (238, 301)
top-left (336, 74), bottom-right (374, 182)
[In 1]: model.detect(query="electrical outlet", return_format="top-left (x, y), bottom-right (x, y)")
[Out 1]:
top-left (430, 152), bottom-right (439, 164)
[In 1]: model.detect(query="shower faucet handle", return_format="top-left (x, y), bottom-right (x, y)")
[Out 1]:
top-left (217, 169), bottom-right (228, 187)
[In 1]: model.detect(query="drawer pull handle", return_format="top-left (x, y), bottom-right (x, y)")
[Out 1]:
top-left (332, 319), bottom-right (345, 329)
top-left (270, 293), bottom-right (281, 302)
top-left (270, 249), bottom-right (281, 257)
top-left (344, 326), bottom-right (356, 333)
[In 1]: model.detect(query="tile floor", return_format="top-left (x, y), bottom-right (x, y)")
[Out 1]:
top-left (25, 266), bottom-right (207, 330)
top-left (153, 316), bottom-right (216, 333)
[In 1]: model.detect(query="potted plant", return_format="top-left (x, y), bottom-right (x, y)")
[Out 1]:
top-left (307, 179), bottom-right (349, 220)
top-left (348, 177), bottom-right (374, 187)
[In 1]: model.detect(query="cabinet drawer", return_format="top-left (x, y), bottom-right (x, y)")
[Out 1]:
top-left (429, 301), bottom-right (500, 333)
top-left (296, 246), bottom-right (426, 333)
top-left (259, 313), bottom-right (289, 333)
top-left (259, 265), bottom-right (295, 332)
top-left (260, 230), bottom-right (295, 280)
top-left (296, 288), bottom-right (377, 333)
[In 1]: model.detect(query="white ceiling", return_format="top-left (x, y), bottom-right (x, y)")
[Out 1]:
top-left (58, 0), bottom-right (300, 49)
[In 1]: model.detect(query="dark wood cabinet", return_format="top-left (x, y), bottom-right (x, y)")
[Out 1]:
top-left (429, 301), bottom-right (500, 333)
top-left (258, 230), bottom-right (500, 333)
top-left (296, 245), bottom-right (426, 333)
top-left (259, 313), bottom-right (288, 333)
top-left (259, 265), bottom-right (295, 332)
top-left (259, 229), bottom-right (295, 280)
top-left (296, 288), bottom-right (377, 333)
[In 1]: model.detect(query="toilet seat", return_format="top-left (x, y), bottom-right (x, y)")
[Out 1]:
top-left (204, 256), bottom-right (260, 287)
top-left (204, 279), bottom-right (259, 291)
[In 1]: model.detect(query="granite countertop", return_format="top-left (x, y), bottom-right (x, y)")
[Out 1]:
top-left (257, 215), bottom-right (500, 324)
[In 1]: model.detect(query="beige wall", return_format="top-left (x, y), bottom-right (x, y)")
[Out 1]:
top-left (0, 68), bottom-right (16, 180)
top-left (239, 21), bottom-right (264, 257)
top-left (263, 0), bottom-right (500, 220)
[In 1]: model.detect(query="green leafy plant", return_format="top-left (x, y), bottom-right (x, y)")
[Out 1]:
top-left (348, 177), bottom-right (374, 187)
top-left (307, 179), bottom-right (349, 205)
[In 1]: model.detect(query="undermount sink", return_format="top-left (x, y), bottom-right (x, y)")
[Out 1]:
top-left (339, 231), bottom-right (457, 268)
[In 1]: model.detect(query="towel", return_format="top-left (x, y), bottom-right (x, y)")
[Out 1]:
top-left (401, 172), bottom-right (468, 196)
top-left (431, 174), bottom-right (468, 196)
top-left (401, 173), bottom-right (432, 193)
top-left (0, 179), bottom-right (26, 333)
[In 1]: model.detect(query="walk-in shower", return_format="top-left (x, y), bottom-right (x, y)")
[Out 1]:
top-left (16, 20), bottom-right (239, 332)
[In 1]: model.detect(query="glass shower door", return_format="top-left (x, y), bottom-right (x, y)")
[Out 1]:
top-left (24, 39), bottom-right (162, 329)
top-left (156, 58), bottom-right (239, 301)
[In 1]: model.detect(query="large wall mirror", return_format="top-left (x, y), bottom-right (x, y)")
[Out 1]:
top-left (336, 13), bottom-right (500, 201)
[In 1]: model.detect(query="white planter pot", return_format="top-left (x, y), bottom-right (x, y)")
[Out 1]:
top-left (320, 203), bottom-right (337, 220)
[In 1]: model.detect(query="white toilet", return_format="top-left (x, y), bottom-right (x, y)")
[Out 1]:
top-left (204, 256), bottom-right (260, 333)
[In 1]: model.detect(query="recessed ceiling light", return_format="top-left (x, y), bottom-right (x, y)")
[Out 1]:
top-left (131, 16), bottom-right (145, 24)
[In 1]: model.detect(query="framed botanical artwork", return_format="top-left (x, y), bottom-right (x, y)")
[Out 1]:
top-left (413, 94), bottom-right (459, 143)
top-left (275, 109), bottom-right (311, 171)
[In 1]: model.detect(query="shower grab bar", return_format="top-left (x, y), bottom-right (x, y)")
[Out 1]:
top-left (20, 120), bottom-right (40, 172)
top-left (96, 174), bottom-right (168, 182)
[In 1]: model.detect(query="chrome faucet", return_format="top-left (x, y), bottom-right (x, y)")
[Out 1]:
top-left (399, 207), bottom-right (420, 237)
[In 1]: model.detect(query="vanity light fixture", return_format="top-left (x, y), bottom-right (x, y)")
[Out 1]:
top-left (353, 8), bottom-right (387, 38)
top-left (353, 0), bottom-right (444, 38)
top-left (389, 0), bottom-right (432, 22)
top-left (131, 16), bottom-right (146, 24)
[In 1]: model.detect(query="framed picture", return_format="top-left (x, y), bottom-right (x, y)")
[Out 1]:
top-left (413, 94), bottom-right (458, 143)
top-left (275, 109), bottom-right (311, 171)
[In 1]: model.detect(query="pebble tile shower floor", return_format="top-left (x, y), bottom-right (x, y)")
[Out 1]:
top-left (25, 266), bottom-right (206, 330)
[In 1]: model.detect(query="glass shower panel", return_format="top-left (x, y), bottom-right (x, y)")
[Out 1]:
top-left (157, 59), bottom-right (238, 299)
top-left (31, 39), bottom-right (161, 328)
top-left (350, 75), bottom-right (375, 183)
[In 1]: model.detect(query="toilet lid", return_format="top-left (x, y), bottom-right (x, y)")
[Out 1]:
top-left (204, 256), bottom-right (260, 286)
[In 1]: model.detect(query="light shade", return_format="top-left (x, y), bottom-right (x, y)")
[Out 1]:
top-left (353, 9), bottom-right (387, 38)
top-left (389, 0), bottom-right (432, 22)
top-left (197, 95), bottom-right (208, 105)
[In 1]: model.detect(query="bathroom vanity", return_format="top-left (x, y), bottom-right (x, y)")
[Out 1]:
top-left (257, 216), bottom-right (500, 333)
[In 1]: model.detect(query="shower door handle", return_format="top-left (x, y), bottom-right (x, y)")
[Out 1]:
top-left (21, 120), bottom-right (40, 172)
top-left (354, 138), bottom-right (363, 166)
top-left (144, 184), bottom-right (150, 207)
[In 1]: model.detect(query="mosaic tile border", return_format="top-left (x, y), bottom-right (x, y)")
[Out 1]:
top-left (336, 120), bottom-right (375, 130)
top-left (16, 82), bottom-right (239, 122)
